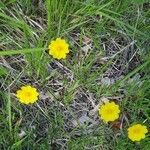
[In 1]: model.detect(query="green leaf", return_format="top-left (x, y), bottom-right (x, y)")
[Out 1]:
top-left (0, 66), bottom-right (8, 76)
top-left (132, 0), bottom-right (146, 4)
top-left (0, 48), bottom-right (44, 56)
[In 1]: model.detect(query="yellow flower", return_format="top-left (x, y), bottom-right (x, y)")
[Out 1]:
top-left (48, 38), bottom-right (69, 59)
top-left (127, 124), bottom-right (148, 142)
top-left (16, 85), bottom-right (39, 104)
top-left (99, 102), bottom-right (120, 123)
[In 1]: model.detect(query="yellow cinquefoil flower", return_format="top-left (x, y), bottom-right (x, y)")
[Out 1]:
top-left (16, 85), bottom-right (39, 104)
top-left (48, 38), bottom-right (69, 59)
top-left (127, 124), bottom-right (148, 142)
top-left (99, 102), bottom-right (120, 123)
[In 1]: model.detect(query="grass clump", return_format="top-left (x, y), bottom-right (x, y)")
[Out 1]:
top-left (0, 0), bottom-right (150, 150)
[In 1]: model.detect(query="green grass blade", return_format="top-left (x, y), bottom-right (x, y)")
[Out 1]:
top-left (0, 48), bottom-right (44, 56)
top-left (7, 88), bottom-right (12, 134)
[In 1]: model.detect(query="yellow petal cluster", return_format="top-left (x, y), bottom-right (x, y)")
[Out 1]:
top-left (127, 124), bottom-right (148, 142)
top-left (48, 38), bottom-right (69, 60)
top-left (99, 102), bottom-right (120, 123)
top-left (16, 85), bottom-right (39, 104)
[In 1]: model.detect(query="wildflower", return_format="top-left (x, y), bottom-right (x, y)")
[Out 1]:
top-left (16, 85), bottom-right (39, 104)
top-left (127, 124), bottom-right (148, 142)
top-left (48, 38), bottom-right (69, 59)
top-left (99, 102), bottom-right (120, 123)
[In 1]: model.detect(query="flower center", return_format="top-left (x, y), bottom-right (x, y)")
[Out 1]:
top-left (133, 128), bottom-right (140, 135)
top-left (107, 109), bottom-right (113, 114)
top-left (56, 45), bottom-right (63, 51)
top-left (25, 92), bottom-right (31, 97)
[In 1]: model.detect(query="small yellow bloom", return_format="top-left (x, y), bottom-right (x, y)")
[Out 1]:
top-left (48, 38), bottom-right (69, 59)
top-left (16, 85), bottom-right (39, 104)
top-left (99, 102), bottom-right (120, 123)
top-left (127, 124), bottom-right (148, 142)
